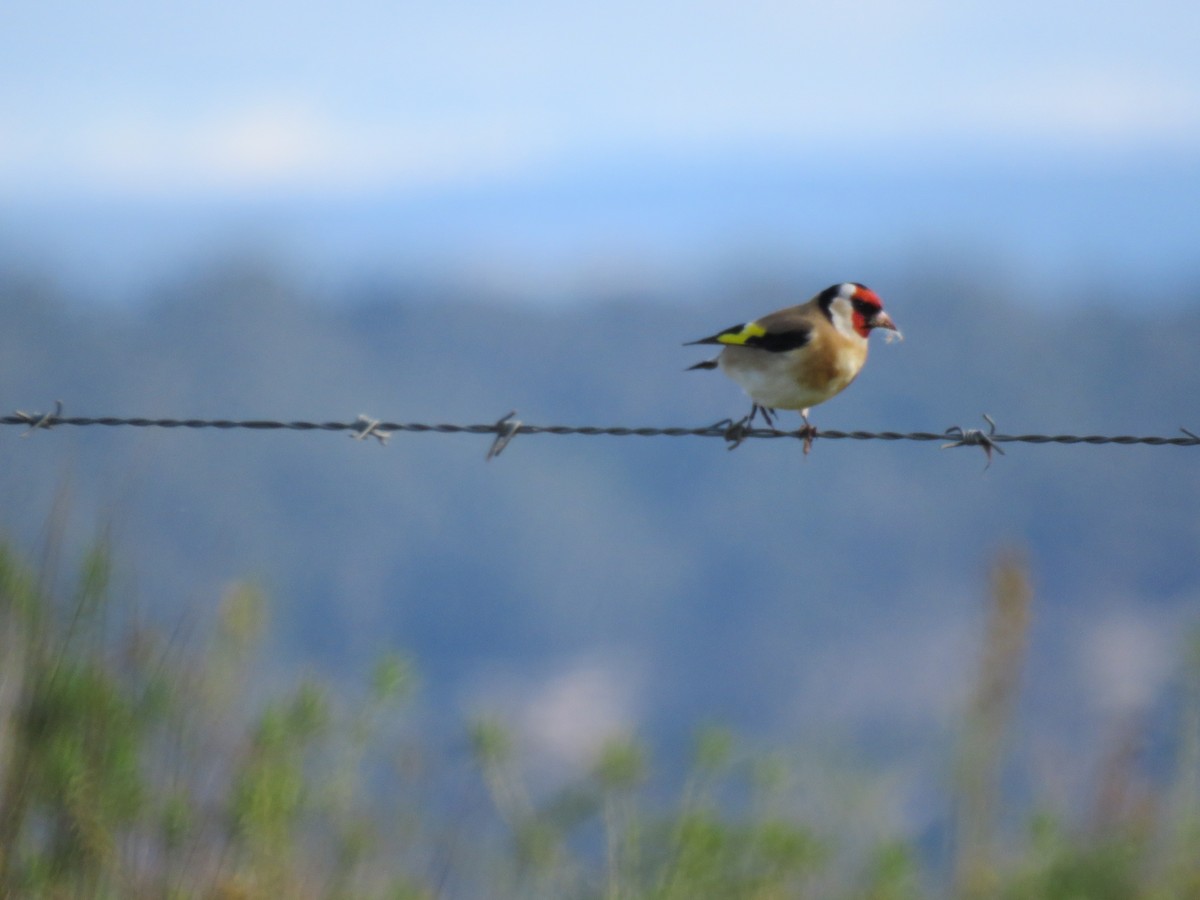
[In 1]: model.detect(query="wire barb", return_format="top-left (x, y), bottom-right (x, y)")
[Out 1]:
top-left (486, 411), bottom-right (523, 460)
top-left (349, 414), bottom-right (392, 445)
top-left (715, 416), bottom-right (756, 450)
top-left (942, 414), bottom-right (1006, 468)
top-left (14, 400), bottom-right (64, 437)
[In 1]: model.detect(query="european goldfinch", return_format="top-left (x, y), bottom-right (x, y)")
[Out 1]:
top-left (686, 283), bottom-right (900, 446)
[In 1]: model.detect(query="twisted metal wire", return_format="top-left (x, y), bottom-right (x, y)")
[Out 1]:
top-left (4, 405), bottom-right (1198, 462)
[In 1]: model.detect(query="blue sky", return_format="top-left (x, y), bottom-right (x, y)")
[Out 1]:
top-left (3, 1), bottom-right (1198, 197)
top-left (2, 2), bottom-right (1199, 304)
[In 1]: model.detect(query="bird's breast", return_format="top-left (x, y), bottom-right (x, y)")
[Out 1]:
top-left (718, 334), bottom-right (868, 410)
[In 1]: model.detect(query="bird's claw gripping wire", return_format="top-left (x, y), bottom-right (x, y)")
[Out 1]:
top-left (350, 414), bottom-right (392, 445)
top-left (795, 423), bottom-right (818, 456)
top-left (714, 405), bottom-right (818, 453)
top-left (486, 410), bottom-right (523, 460)
top-left (942, 414), bottom-right (1005, 467)
top-left (14, 400), bottom-right (63, 437)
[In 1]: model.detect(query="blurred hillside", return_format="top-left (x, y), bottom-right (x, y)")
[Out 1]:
top-left (2, 260), bottom-right (1199, 843)
top-left (8, 153), bottom-right (1200, 305)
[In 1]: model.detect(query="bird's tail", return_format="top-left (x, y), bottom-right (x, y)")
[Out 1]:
top-left (686, 359), bottom-right (719, 371)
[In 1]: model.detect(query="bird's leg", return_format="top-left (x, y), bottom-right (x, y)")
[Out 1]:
top-left (757, 405), bottom-right (779, 429)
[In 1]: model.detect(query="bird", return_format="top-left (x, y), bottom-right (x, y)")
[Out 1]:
top-left (685, 282), bottom-right (900, 449)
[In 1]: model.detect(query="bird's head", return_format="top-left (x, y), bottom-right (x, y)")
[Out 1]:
top-left (820, 283), bottom-right (901, 341)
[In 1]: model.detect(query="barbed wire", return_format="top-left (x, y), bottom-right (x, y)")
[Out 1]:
top-left (4, 403), bottom-right (1198, 465)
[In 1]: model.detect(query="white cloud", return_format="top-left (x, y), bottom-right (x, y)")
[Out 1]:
top-left (201, 107), bottom-right (336, 181)
top-left (81, 107), bottom-right (334, 194)
top-left (960, 70), bottom-right (1200, 143)
top-left (0, 101), bottom-right (556, 197)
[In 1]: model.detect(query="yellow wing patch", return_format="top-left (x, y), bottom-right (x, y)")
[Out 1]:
top-left (716, 321), bottom-right (766, 345)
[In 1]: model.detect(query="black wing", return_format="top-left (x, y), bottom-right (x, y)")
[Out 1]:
top-left (684, 319), bottom-right (812, 353)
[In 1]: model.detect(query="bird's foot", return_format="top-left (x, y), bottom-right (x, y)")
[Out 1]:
top-left (798, 411), bottom-right (817, 455)
top-left (800, 424), bottom-right (818, 455)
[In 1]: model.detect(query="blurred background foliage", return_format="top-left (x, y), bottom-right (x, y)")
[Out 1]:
top-left (1, 536), bottom-right (1199, 898)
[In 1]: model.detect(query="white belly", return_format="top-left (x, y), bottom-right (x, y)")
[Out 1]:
top-left (718, 344), bottom-right (863, 410)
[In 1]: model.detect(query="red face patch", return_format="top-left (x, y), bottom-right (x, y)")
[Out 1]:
top-left (851, 310), bottom-right (871, 338)
top-left (850, 285), bottom-right (883, 338)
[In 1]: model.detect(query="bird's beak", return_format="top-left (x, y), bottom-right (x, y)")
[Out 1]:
top-left (871, 311), bottom-right (901, 339)
top-left (873, 314), bottom-right (902, 336)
